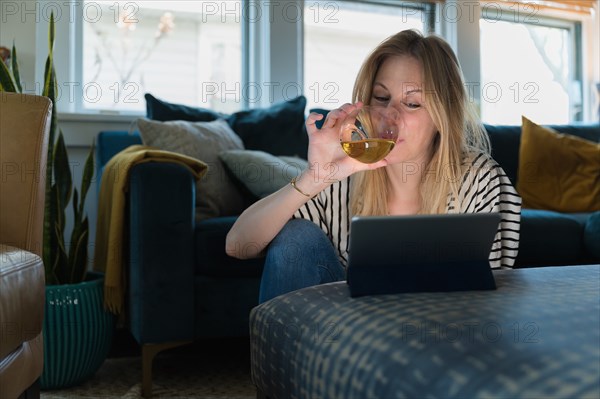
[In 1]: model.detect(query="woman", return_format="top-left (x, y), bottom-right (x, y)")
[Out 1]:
top-left (226, 29), bottom-right (521, 303)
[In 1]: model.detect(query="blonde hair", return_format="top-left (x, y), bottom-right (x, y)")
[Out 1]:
top-left (350, 29), bottom-right (489, 216)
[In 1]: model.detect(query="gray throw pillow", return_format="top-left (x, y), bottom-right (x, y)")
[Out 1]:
top-left (219, 150), bottom-right (308, 199)
top-left (137, 118), bottom-right (245, 219)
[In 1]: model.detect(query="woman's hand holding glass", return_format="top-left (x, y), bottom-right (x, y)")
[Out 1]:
top-left (339, 105), bottom-right (400, 163)
top-left (301, 103), bottom-right (398, 190)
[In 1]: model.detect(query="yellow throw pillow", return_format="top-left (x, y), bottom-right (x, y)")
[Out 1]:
top-left (517, 116), bottom-right (600, 212)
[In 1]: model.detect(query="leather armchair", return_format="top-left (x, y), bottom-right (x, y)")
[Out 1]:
top-left (0, 93), bottom-right (51, 399)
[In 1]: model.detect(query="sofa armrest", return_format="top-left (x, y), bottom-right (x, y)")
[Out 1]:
top-left (127, 162), bottom-right (196, 344)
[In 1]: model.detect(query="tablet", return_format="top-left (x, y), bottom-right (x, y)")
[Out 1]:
top-left (346, 213), bottom-right (501, 297)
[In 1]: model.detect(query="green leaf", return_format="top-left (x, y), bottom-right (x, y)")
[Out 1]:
top-left (42, 56), bottom-right (58, 102)
top-left (42, 56), bottom-right (51, 97)
top-left (42, 17), bottom-right (58, 276)
top-left (44, 243), bottom-right (58, 285)
top-left (48, 12), bottom-right (55, 55)
top-left (11, 41), bottom-right (22, 92)
top-left (68, 189), bottom-right (81, 270)
top-left (38, 7), bottom-right (90, 285)
top-left (53, 132), bottom-right (72, 215)
top-left (78, 143), bottom-right (95, 215)
top-left (67, 198), bottom-right (88, 284)
top-left (70, 221), bottom-right (89, 284)
top-left (53, 183), bottom-right (65, 241)
top-left (42, 55), bottom-right (57, 170)
top-left (72, 188), bottom-right (80, 225)
top-left (43, 11), bottom-right (56, 100)
top-left (51, 191), bottom-right (67, 285)
top-left (43, 184), bottom-right (57, 279)
top-left (0, 55), bottom-right (17, 92)
top-left (80, 218), bottom-right (89, 282)
top-left (45, 21), bottom-right (58, 100)
top-left (53, 222), bottom-right (69, 285)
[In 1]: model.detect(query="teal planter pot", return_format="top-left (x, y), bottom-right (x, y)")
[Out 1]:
top-left (41, 272), bottom-right (115, 390)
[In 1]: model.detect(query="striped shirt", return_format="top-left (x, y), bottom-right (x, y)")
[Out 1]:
top-left (293, 152), bottom-right (522, 269)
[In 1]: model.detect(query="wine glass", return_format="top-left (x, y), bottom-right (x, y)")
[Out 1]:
top-left (339, 106), bottom-right (400, 164)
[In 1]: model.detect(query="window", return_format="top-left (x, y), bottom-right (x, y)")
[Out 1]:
top-left (480, 13), bottom-right (582, 125)
top-left (81, 0), bottom-right (242, 114)
top-left (303, 1), bottom-right (434, 110)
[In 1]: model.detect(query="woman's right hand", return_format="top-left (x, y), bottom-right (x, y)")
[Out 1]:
top-left (226, 103), bottom-right (389, 260)
top-left (295, 103), bottom-right (389, 195)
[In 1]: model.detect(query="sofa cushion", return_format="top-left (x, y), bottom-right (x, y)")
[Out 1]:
top-left (483, 123), bottom-right (600, 187)
top-left (145, 93), bottom-right (225, 122)
top-left (137, 118), bottom-right (245, 219)
top-left (309, 108), bottom-right (331, 130)
top-left (145, 94), bottom-right (309, 159)
top-left (544, 123), bottom-right (600, 143)
top-left (517, 117), bottom-right (600, 213)
top-left (219, 149), bottom-right (308, 199)
top-left (516, 209), bottom-right (585, 267)
top-left (227, 95), bottom-right (308, 158)
top-left (483, 124), bottom-right (522, 186)
top-left (584, 211), bottom-right (600, 259)
top-left (194, 216), bottom-right (264, 278)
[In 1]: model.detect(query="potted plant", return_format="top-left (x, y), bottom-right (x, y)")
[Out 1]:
top-left (0, 13), bottom-right (115, 389)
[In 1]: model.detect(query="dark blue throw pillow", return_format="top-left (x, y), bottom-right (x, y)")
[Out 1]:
top-left (145, 93), bottom-right (224, 122)
top-left (309, 108), bottom-right (330, 130)
top-left (228, 96), bottom-right (308, 159)
top-left (145, 93), bottom-right (309, 159)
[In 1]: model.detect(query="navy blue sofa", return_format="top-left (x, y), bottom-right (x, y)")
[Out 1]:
top-left (95, 121), bottom-right (599, 394)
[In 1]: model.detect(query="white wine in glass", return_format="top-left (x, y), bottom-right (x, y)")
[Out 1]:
top-left (339, 106), bottom-right (399, 164)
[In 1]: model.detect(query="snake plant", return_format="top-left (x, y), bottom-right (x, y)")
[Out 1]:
top-left (0, 12), bottom-right (94, 285)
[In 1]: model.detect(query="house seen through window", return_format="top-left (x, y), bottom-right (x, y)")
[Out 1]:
top-left (480, 13), bottom-right (582, 125)
top-left (303, 0), bottom-right (433, 111)
top-left (82, 0), bottom-right (242, 114)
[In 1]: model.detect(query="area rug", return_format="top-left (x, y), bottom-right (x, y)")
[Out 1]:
top-left (41, 338), bottom-right (255, 399)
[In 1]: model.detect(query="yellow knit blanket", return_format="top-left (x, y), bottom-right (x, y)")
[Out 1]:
top-left (93, 145), bottom-right (208, 314)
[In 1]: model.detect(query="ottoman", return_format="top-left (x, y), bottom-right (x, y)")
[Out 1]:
top-left (250, 265), bottom-right (600, 399)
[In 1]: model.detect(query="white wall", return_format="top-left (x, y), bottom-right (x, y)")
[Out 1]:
top-left (0, 0), bottom-right (37, 84)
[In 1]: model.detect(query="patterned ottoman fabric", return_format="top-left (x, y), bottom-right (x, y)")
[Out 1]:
top-left (250, 265), bottom-right (600, 399)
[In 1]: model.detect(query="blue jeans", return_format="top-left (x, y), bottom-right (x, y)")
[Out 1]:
top-left (258, 219), bottom-right (346, 303)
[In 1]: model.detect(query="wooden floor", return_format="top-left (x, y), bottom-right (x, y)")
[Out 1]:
top-left (41, 329), bottom-right (255, 398)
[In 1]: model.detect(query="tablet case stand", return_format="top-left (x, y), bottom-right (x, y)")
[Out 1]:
top-left (347, 260), bottom-right (497, 297)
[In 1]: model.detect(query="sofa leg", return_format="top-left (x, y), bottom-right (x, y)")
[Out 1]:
top-left (18, 379), bottom-right (40, 399)
top-left (141, 341), bottom-right (192, 398)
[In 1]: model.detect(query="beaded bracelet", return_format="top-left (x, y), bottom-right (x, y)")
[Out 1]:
top-left (290, 177), bottom-right (312, 198)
